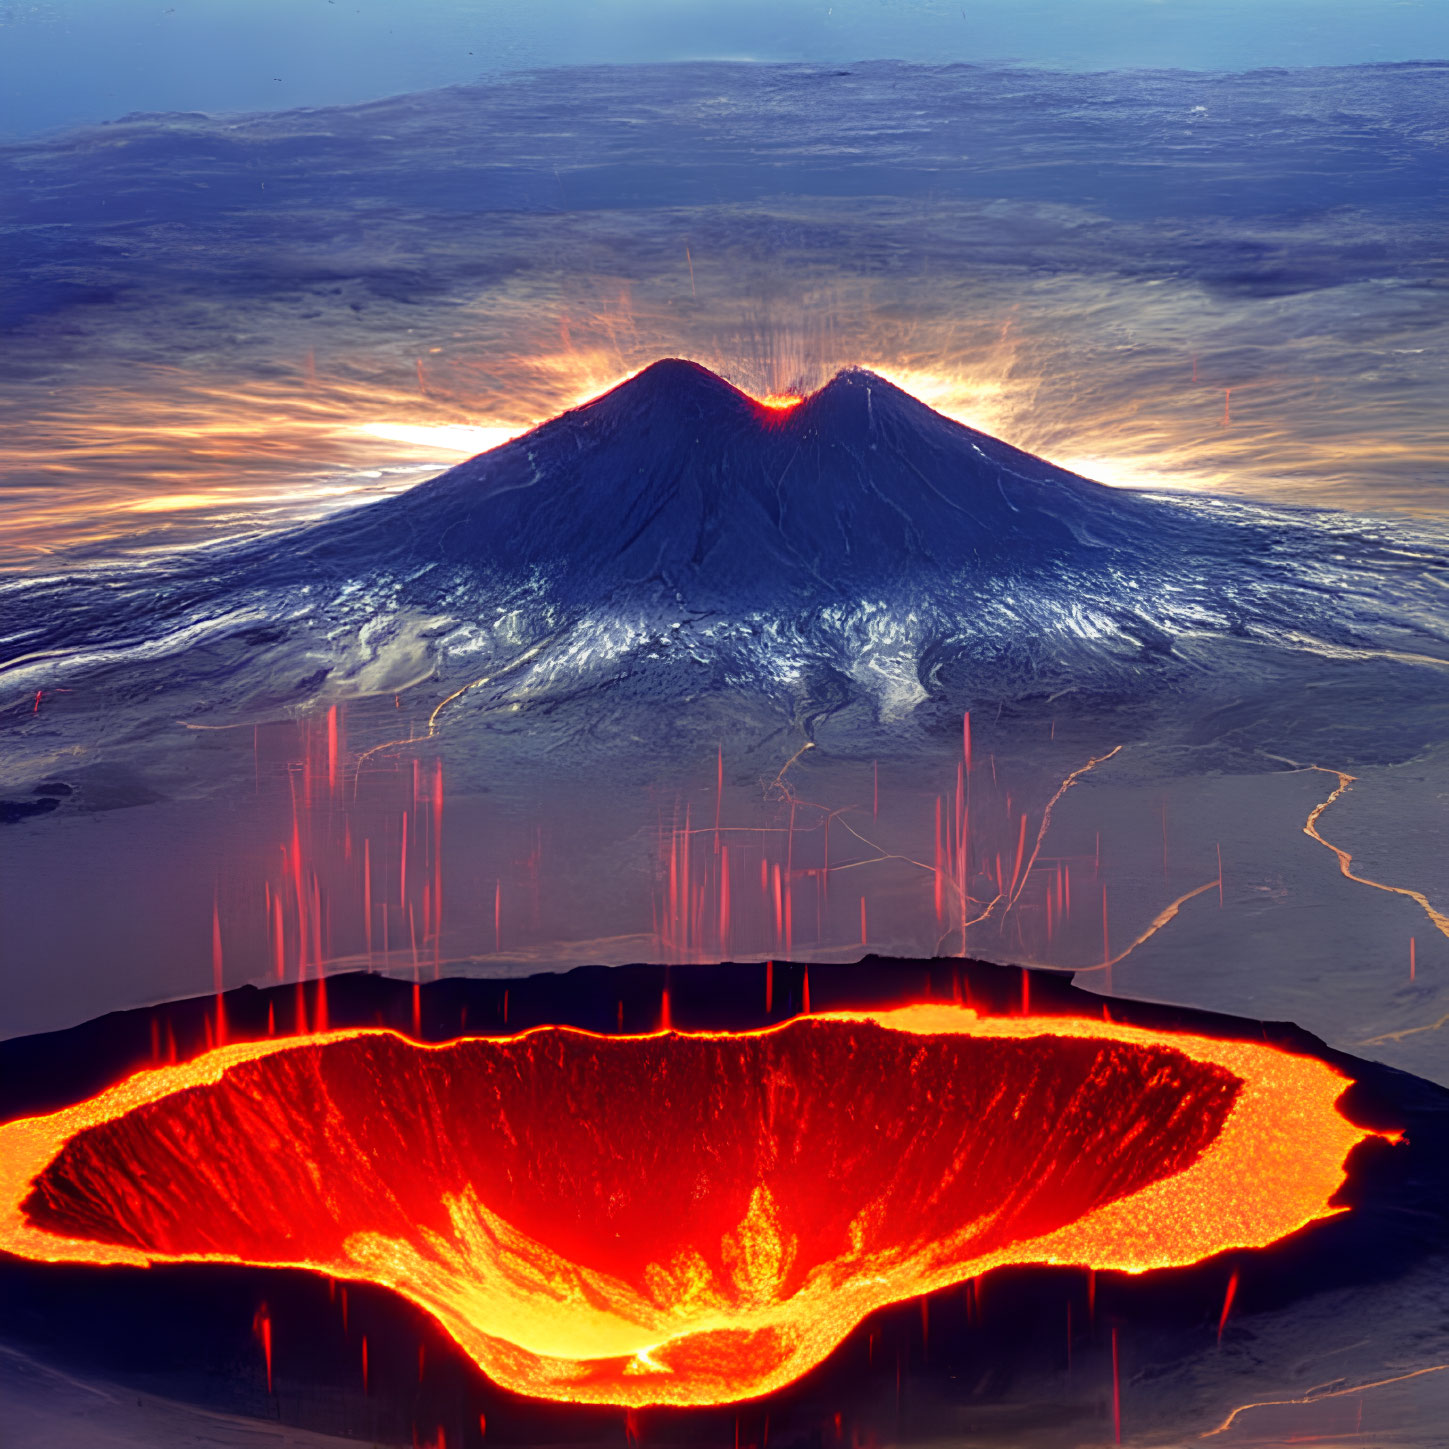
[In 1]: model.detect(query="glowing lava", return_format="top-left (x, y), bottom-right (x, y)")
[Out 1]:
top-left (0, 1006), bottom-right (1370, 1408)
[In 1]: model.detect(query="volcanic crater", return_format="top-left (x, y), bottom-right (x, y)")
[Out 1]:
top-left (1, 1004), bottom-right (1369, 1407)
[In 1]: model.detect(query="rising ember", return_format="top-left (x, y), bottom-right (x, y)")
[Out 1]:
top-left (0, 1004), bottom-right (1370, 1408)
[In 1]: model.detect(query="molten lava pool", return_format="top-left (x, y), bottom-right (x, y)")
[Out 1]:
top-left (0, 1005), bottom-right (1370, 1407)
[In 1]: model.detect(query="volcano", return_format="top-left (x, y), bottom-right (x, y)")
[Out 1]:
top-left (293, 359), bottom-right (1165, 607)
top-left (7, 356), bottom-right (1449, 773)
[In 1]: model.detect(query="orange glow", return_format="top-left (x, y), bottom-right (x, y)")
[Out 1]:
top-left (756, 393), bottom-right (804, 411)
top-left (353, 421), bottom-right (524, 454)
top-left (0, 1006), bottom-right (1371, 1408)
top-left (6, 253), bottom-right (1443, 568)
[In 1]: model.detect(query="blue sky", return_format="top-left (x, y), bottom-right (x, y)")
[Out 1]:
top-left (2, 0), bottom-right (1447, 137)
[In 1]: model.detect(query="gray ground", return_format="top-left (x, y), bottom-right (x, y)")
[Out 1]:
top-left (0, 1345), bottom-right (376, 1449)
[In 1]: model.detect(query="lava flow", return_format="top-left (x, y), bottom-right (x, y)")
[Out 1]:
top-left (0, 1005), bottom-right (1370, 1408)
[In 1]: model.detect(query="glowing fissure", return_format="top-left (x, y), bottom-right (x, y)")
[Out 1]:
top-left (0, 1006), bottom-right (1369, 1408)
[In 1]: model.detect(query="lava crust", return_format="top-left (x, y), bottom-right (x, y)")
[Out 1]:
top-left (0, 1005), bottom-right (1370, 1406)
